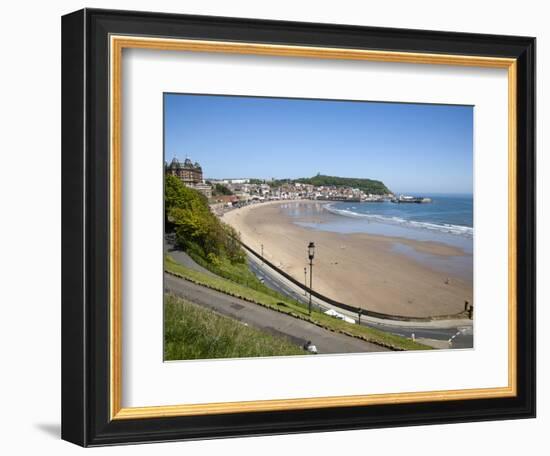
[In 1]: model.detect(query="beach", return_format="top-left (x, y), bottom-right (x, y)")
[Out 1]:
top-left (222, 200), bottom-right (473, 318)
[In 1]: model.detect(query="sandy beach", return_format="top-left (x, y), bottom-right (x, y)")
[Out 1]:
top-left (222, 200), bottom-right (473, 318)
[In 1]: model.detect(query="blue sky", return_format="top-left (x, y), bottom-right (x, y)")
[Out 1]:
top-left (164, 93), bottom-right (473, 194)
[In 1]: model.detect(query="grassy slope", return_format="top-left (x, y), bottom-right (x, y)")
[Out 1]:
top-left (185, 241), bottom-right (286, 298)
top-left (165, 256), bottom-right (431, 351)
top-left (165, 294), bottom-right (305, 360)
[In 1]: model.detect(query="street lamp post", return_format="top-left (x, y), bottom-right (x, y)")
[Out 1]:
top-left (307, 242), bottom-right (315, 315)
top-left (304, 267), bottom-right (307, 296)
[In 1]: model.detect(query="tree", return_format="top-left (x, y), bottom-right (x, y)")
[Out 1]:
top-left (222, 224), bottom-right (246, 264)
top-left (165, 174), bottom-right (246, 264)
top-left (212, 183), bottom-right (233, 196)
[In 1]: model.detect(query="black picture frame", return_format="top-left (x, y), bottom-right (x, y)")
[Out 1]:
top-left (62, 8), bottom-right (536, 447)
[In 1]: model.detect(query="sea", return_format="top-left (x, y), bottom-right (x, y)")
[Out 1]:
top-left (281, 194), bottom-right (473, 277)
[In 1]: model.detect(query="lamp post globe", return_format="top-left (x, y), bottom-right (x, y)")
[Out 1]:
top-left (308, 241), bottom-right (315, 260)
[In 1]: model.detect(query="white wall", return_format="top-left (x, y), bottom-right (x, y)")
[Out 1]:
top-left (0, 1), bottom-right (545, 454)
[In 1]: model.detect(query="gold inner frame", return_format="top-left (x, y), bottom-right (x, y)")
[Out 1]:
top-left (109, 35), bottom-right (518, 420)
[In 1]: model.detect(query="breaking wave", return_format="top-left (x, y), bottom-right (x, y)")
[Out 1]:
top-left (324, 204), bottom-right (473, 238)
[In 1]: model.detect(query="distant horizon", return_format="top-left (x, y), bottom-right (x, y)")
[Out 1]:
top-left (165, 93), bottom-right (473, 194)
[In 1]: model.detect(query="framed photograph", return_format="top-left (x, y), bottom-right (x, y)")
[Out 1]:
top-left (61, 8), bottom-right (536, 446)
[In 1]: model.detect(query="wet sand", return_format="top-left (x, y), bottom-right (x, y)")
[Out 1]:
top-left (222, 200), bottom-right (473, 318)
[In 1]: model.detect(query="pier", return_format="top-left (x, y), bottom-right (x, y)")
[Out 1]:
top-left (391, 195), bottom-right (432, 204)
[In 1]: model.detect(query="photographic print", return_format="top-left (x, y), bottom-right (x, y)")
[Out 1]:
top-left (163, 93), bottom-right (474, 360)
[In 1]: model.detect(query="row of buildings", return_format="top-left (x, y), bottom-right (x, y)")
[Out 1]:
top-left (166, 156), bottom-right (392, 206)
top-left (209, 180), bottom-right (389, 203)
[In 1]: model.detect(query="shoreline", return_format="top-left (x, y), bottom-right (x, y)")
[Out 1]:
top-left (222, 200), bottom-right (473, 318)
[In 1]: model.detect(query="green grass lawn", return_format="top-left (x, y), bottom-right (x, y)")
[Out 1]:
top-left (165, 255), bottom-right (432, 351)
top-left (164, 294), bottom-right (305, 360)
top-left (185, 240), bottom-right (292, 299)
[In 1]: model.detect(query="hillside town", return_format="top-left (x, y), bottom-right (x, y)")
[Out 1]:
top-left (207, 179), bottom-right (388, 202)
top-left (166, 156), bottom-right (395, 214)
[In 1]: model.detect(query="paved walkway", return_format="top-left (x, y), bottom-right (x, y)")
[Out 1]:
top-left (164, 237), bottom-right (217, 278)
top-left (164, 273), bottom-right (388, 355)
